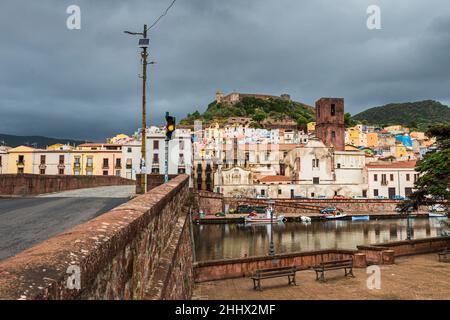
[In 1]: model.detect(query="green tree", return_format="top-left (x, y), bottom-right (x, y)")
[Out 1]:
top-left (296, 115), bottom-right (309, 127)
top-left (251, 109), bottom-right (267, 124)
top-left (344, 112), bottom-right (358, 128)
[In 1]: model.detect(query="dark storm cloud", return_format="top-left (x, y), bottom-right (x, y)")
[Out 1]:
top-left (0, 0), bottom-right (449, 140)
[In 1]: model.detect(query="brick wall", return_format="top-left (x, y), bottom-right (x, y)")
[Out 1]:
top-left (0, 174), bottom-right (135, 196)
top-left (0, 175), bottom-right (194, 300)
top-left (194, 249), bottom-right (360, 282)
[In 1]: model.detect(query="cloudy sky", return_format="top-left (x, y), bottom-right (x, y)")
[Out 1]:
top-left (1, 0), bottom-right (449, 141)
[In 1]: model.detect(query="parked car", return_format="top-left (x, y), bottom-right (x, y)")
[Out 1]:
top-left (256, 195), bottom-right (268, 199)
top-left (333, 195), bottom-right (346, 199)
top-left (318, 195), bottom-right (327, 199)
top-left (374, 196), bottom-right (387, 200)
top-left (392, 195), bottom-right (406, 200)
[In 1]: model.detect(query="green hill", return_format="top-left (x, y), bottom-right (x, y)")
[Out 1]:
top-left (180, 96), bottom-right (315, 127)
top-left (0, 133), bottom-right (87, 149)
top-left (353, 100), bottom-right (450, 131)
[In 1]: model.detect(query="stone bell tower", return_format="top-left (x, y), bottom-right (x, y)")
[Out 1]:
top-left (315, 98), bottom-right (345, 151)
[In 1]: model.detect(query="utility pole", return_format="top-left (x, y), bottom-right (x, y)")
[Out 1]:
top-left (124, 24), bottom-right (152, 193)
top-left (141, 24), bottom-right (148, 194)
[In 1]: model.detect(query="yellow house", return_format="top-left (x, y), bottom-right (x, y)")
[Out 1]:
top-left (346, 126), bottom-right (361, 146)
top-left (6, 146), bottom-right (36, 174)
top-left (307, 122), bottom-right (316, 133)
top-left (71, 144), bottom-right (122, 176)
top-left (366, 132), bottom-right (379, 148)
top-left (395, 143), bottom-right (408, 158)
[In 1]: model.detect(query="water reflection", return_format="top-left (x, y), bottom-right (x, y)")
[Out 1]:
top-left (193, 218), bottom-right (447, 261)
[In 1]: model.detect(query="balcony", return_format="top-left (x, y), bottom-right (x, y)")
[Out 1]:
top-left (74, 162), bottom-right (81, 168)
top-left (102, 164), bottom-right (110, 169)
top-left (39, 164), bottom-right (46, 170)
top-left (58, 163), bottom-right (65, 169)
top-left (16, 160), bottom-right (25, 167)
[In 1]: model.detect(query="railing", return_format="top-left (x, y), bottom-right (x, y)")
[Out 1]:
top-left (16, 160), bottom-right (25, 166)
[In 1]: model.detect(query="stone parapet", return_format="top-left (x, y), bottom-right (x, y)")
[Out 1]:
top-left (0, 174), bottom-right (193, 300)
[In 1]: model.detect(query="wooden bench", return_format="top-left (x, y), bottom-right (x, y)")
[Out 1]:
top-left (251, 266), bottom-right (298, 291)
top-left (313, 259), bottom-right (354, 282)
top-left (438, 248), bottom-right (450, 263)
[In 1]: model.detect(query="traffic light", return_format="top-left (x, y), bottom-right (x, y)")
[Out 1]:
top-left (165, 112), bottom-right (176, 140)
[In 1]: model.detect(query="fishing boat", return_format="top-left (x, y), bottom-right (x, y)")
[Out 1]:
top-left (244, 208), bottom-right (286, 223)
top-left (324, 211), bottom-right (347, 219)
top-left (352, 215), bottom-right (370, 221)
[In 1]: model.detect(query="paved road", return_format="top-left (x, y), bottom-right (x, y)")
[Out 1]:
top-left (0, 185), bottom-right (136, 261)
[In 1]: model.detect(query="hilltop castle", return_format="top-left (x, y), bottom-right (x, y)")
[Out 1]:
top-left (215, 90), bottom-right (292, 105)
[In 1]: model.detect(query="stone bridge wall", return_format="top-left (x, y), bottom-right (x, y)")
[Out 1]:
top-left (0, 174), bottom-right (135, 196)
top-left (224, 198), bottom-right (426, 214)
top-left (0, 175), bottom-right (194, 300)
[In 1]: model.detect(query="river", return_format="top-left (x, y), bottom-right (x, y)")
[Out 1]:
top-left (193, 217), bottom-right (448, 261)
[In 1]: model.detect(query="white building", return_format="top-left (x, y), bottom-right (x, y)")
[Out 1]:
top-left (367, 161), bottom-right (417, 199)
top-left (121, 140), bottom-right (142, 180)
top-left (122, 127), bottom-right (193, 185)
top-left (31, 150), bottom-right (72, 175)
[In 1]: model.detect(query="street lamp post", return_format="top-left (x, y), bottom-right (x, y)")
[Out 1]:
top-left (268, 200), bottom-right (275, 256)
top-left (124, 25), bottom-right (153, 194)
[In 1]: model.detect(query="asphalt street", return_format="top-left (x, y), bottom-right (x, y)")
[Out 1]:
top-left (0, 185), bottom-right (135, 260)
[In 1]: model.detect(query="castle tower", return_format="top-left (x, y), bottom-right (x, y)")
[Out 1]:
top-left (315, 98), bottom-right (345, 151)
top-left (215, 90), bottom-right (223, 103)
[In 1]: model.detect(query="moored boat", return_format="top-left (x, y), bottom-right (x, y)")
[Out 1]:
top-left (324, 212), bottom-right (347, 219)
top-left (428, 212), bottom-right (448, 218)
top-left (244, 207), bottom-right (286, 223)
top-left (352, 215), bottom-right (370, 221)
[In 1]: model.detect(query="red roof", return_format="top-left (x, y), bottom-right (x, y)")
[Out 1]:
top-left (258, 175), bottom-right (291, 183)
top-left (367, 161), bottom-right (416, 169)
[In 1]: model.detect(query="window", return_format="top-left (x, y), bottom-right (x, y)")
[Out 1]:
top-left (59, 155), bottom-right (65, 164)
top-left (0, 156), bottom-right (2, 167)
top-left (311, 192), bottom-right (315, 198)
top-left (151, 168), bottom-right (159, 174)
top-left (40, 168), bottom-right (45, 175)
top-left (153, 154), bottom-right (159, 164)
top-left (74, 170), bottom-right (80, 176)
top-left (312, 159), bottom-right (319, 168)
top-left (153, 140), bottom-right (159, 150)
top-left (103, 158), bottom-right (109, 168)
top-left (406, 174), bottom-right (410, 181)
top-left (337, 163), bottom-right (341, 169)
top-left (116, 158), bottom-right (121, 168)
top-left (178, 168), bottom-right (186, 174)
top-left (87, 157), bottom-right (93, 167)
top-left (179, 140), bottom-right (185, 150)
top-left (126, 159), bottom-right (132, 169)
top-left (331, 104), bottom-right (336, 116)
top-left (87, 170), bottom-right (93, 176)
top-left (261, 189), bottom-right (265, 196)
top-left (331, 131), bottom-right (336, 140)
top-left (374, 174), bottom-right (378, 182)
top-left (115, 170), bottom-right (121, 177)
top-left (381, 174), bottom-right (387, 185)
top-left (127, 147), bottom-right (132, 153)
top-left (179, 154), bottom-right (185, 165)
top-left (374, 189), bottom-right (379, 197)
top-left (390, 174), bottom-right (394, 181)
top-left (59, 168), bottom-right (64, 175)
top-left (278, 189), bottom-right (282, 195)
top-left (103, 170), bottom-right (108, 176)
top-left (40, 155), bottom-right (46, 164)
top-left (362, 190), bottom-right (367, 198)
top-left (313, 177), bottom-right (320, 184)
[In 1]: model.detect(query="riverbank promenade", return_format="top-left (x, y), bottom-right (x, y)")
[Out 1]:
top-left (193, 254), bottom-right (450, 300)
